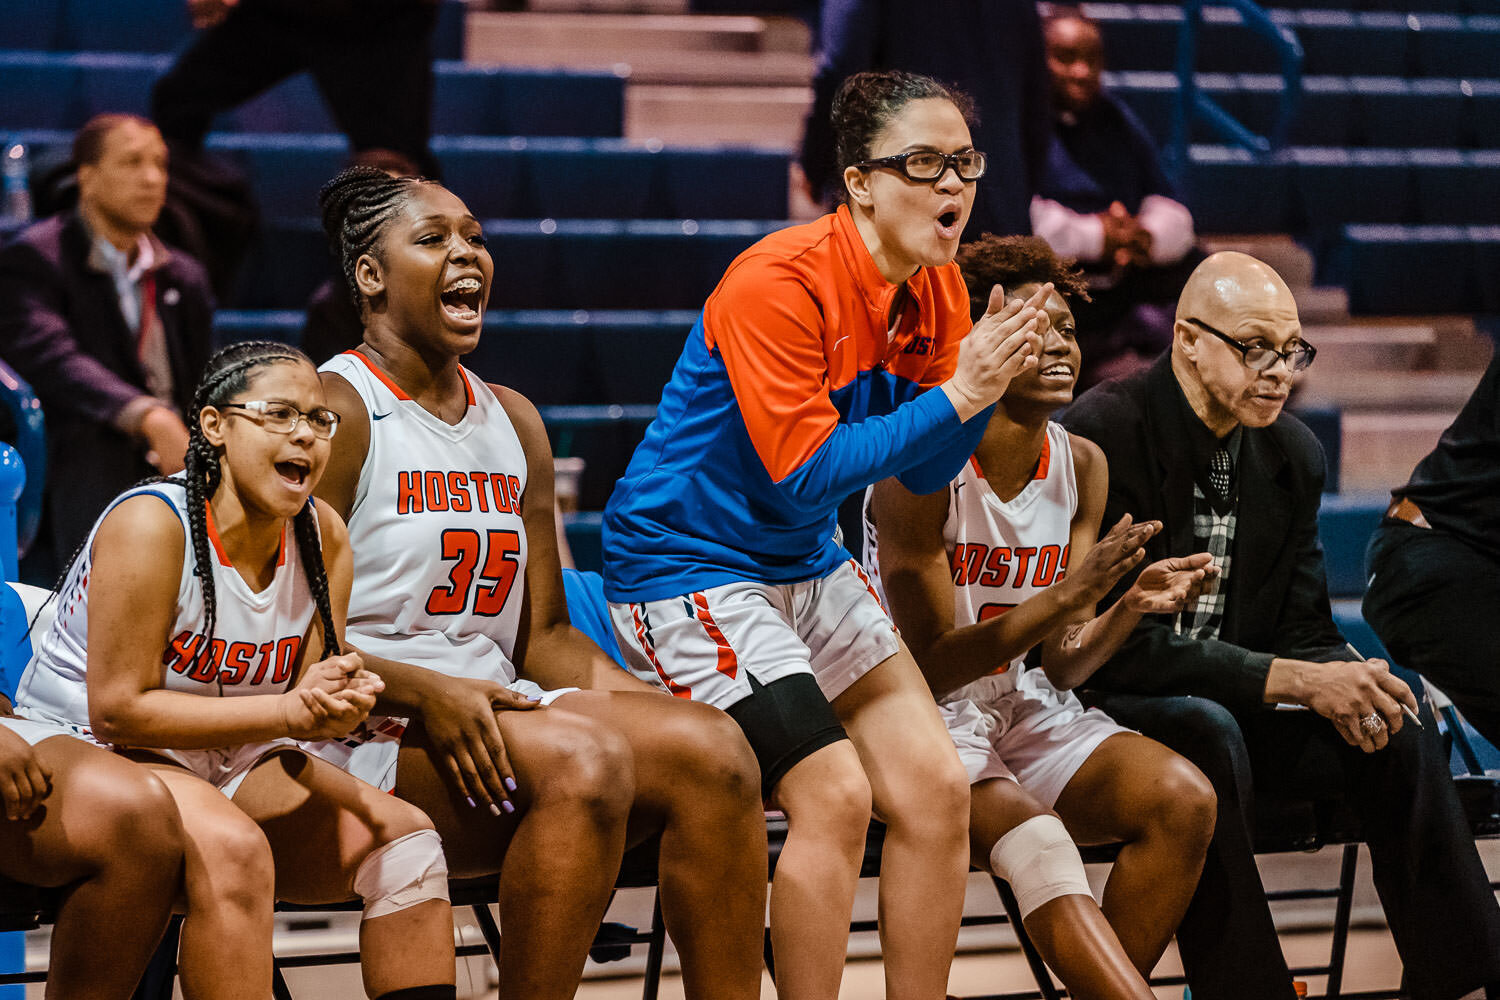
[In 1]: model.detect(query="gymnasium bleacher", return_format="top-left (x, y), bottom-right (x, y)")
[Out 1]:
top-left (1, 0), bottom-right (1498, 994)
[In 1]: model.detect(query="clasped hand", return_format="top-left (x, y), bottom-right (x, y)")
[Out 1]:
top-left (280, 652), bottom-right (383, 741)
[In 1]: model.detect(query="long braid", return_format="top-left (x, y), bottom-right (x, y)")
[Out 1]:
top-left (291, 500), bottom-right (341, 660)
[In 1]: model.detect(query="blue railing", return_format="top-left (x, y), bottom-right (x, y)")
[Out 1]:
top-left (1165, 0), bottom-right (1304, 183)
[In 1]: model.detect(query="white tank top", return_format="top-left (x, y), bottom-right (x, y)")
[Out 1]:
top-left (323, 351), bottom-right (529, 684)
top-left (19, 478), bottom-right (316, 730)
top-left (864, 421), bottom-right (1076, 701)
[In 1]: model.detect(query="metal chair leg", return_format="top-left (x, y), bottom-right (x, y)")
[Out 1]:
top-left (991, 876), bottom-right (1064, 1000)
top-left (271, 964), bottom-right (295, 1000)
top-left (641, 892), bottom-right (665, 1000)
top-left (471, 903), bottom-right (503, 964)
top-left (1324, 844), bottom-right (1359, 1000)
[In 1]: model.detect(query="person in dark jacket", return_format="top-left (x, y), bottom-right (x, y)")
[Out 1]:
top-left (1061, 251), bottom-right (1500, 1000)
top-left (1364, 346), bottom-right (1500, 750)
top-left (0, 114), bottom-right (213, 581)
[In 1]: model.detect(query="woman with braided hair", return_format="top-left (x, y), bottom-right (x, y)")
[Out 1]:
top-left (304, 166), bottom-right (766, 1000)
top-left (14, 340), bottom-right (460, 1000)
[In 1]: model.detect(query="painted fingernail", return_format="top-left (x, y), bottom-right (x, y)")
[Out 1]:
top-left (504, 776), bottom-right (517, 793)
top-left (501, 800), bottom-right (515, 814)
top-left (489, 803), bottom-right (502, 816)
top-left (466, 797), bottom-right (477, 808)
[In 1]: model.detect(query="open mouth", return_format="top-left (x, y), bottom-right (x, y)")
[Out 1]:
top-left (275, 459), bottom-right (310, 489)
top-left (440, 276), bottom-right (483, 322)
top-left (937, 209), bottom-right (961, 238)
top-left (1039, 363), bottom-right (1075, 381)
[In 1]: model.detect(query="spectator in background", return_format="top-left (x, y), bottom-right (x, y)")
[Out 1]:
top-left (1363, 346), bottom-right (1500, 750)
top-left (152, 0), bottom-right (440, 181)
top-left (0, 114), bottom-right (213, 583)
top-left (1032, 7), bottom-right (1202, 388)
top-left (799, 0), bottom-right (1052, 240)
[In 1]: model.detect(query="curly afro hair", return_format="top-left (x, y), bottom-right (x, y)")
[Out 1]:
top-left (955, 235), bottom-right (1090, 322)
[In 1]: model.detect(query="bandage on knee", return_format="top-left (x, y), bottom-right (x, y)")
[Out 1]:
top-left (353, 829), bottom-right (450, 920)
top-left (987, 814), bottom-right (1092, 919)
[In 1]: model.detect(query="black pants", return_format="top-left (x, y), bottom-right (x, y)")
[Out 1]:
top-left (1082, 691), bottom-right (1500, 1000)
top-left (149, 0), bottom-right (439, 177)
top-left (1365, 518), bottom-right (1500, 749)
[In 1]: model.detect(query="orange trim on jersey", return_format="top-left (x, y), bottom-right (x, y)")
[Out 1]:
top-left (632, 605), bottom-right (692, 699)
top-left (690, 593), bottom-right (738, 679)
top-left (276, 525), bottom-right (287, 568)
top-left (848, 559), bottom-right (897, 630)
top-left (458, 368), bottom-right (476, 407)
top-left (969, 455), bottom-right (983, 478)
top-left (203, 502), bottom-right (232, 567)
top-left (1033, 434), bottom-right (1052, 482)
top-left (342, 350), bottom-right (413, 402)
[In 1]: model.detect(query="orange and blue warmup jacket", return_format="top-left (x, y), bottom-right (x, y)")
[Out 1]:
top-left (602, 206), bottom-right (991, 602)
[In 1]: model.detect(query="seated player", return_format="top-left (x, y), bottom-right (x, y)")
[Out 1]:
top-left (867, 235), bottom-right (1217, 999)
top-left (307, 167), bottom-right (766, 1000)
top-left (16, 340), bottom-right (459, 1000)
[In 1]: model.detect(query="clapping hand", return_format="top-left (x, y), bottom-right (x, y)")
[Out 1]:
top-left (280, 652), bottom-right (383, 740)
top-left (1122, 552), bottom-right (1218, 614)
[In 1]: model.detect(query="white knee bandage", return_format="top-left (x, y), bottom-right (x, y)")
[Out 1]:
top-left (353, 829), bottom-right (450, 920)
top-left (987, 814), bottom-right (1092, 919)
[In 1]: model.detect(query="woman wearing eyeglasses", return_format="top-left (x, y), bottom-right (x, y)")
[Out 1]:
top-left (14, 340), bottom-right (460, 1000)
top-left (601, 70), bottom-right (1045, 999)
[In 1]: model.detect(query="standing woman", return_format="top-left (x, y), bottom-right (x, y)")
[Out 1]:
top-left (603, 70), bottom-right (1045, 1000)
top-left (307, 167), bottom-right (767, 1000)
top-left (15, 340), bottom-right (459, 1000)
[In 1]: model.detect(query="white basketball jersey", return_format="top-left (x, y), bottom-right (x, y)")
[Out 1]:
top-left (863, 421), bottom-right (1077, 700)
top-left (20, 478), bottom-right (316, 730)
top-left (323, 351), bottom-right (529, 684)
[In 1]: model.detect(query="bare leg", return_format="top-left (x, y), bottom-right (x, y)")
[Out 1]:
top-left (550, 689), bottom-right (766, 1000)
top-left (1053, 733), bottom-right (1215, 974)
top-left (393, 709), bottom-right (635, 1000)
top-left (766, 739), bottom-right (872, 1000)
top-left (0, 738), bottom-right (184, 1000)
top-left (233, 749), bottom-right (455, 997)
top-left (969, 777), bottom-right (1153, 1000)
top-left (834, 651), bottom-right (970, 1000)
top-left (140, 763), bottom-right (277, 1000)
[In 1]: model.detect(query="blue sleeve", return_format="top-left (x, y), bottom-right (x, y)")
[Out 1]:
top-left (776, 388), bottom-right (974, 512)
top-left (896, 403), bottom-right (993, 495)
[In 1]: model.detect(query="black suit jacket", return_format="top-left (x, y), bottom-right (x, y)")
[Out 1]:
top-left (1060, 352), bottom-right (1349, 714)
top-left (0, 212), bottom-right (213, 567)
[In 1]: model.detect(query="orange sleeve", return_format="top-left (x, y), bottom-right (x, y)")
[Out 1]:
top-left (703, 253), bottom-right (842, 483)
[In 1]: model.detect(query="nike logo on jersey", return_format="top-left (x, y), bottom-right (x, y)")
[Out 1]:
top-left (372, 411), bottom-right (392, 420)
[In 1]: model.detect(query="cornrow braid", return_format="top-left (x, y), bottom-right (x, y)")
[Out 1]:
top-left (318, 165), bottom-right (431, 315)
top-left (178, 341), bottom-right (329, 684)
